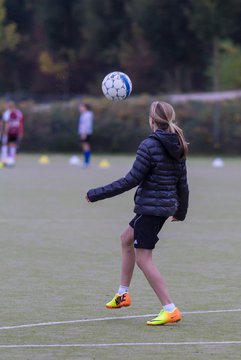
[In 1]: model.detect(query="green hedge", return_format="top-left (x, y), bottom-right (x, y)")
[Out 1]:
top-left (13, 96), bottom-right (241, 154)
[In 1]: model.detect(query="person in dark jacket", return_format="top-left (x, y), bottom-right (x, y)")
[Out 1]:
top-left (86, 101), bottom-right (189, 326)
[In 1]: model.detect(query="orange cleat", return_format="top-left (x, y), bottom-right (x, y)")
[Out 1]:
top-left (105, 292), bottom-right (131, 309)
top-left (147, 308), bottom-right (182, 326)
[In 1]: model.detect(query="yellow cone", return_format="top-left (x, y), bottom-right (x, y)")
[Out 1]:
top-left (98, 159), bottom-right (110, 169)
top-left (38, 155), bottom-right (50, 165)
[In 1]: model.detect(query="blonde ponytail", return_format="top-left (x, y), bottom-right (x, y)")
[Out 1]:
top-left (150, 101), bottom-right (188, 157)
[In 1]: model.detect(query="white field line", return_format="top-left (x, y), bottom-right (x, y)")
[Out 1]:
top-left (0, 308), bottom-right (240, 331)
top-left (0, 341), bottom-right (241, 349)
top-left (0, 218), bottom-right (239, 224)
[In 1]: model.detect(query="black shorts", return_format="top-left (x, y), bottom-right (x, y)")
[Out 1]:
top-left (80, 135), bottom-right (91, 144)
top-left (8, 134), bottom-right (19, 143)
top-left (129, 214), bottom-right (167, 250)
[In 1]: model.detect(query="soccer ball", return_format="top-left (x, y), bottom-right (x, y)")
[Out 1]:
top-left (6, 157), bottom-right (15, 167)
top-left (69, 155), bottom-right (81, 166)
top-left (102, 71), bottom-right (132, 100)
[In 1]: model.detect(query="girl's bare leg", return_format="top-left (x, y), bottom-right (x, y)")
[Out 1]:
top-left (120, 226), bottom-right (135, 287)
top-left (135, 248), bottom-right (172, 305)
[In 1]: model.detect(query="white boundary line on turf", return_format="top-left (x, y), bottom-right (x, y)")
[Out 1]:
top-left (0, 308), bottom-right (240, 331)
top-left (0, 218), bottom-right (239, 223)
top-left (0, 341), bottom-right (241, 349)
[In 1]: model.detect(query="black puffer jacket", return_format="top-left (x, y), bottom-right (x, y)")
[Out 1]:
top-left (87, 129), bottom-right (189, 220)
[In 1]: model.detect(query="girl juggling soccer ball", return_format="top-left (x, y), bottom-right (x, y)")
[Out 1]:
top-left (86, 101), bottom-right (189, 326)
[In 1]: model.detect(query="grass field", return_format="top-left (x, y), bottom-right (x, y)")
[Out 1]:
top-left (1, 154), bottom-right (241, 360)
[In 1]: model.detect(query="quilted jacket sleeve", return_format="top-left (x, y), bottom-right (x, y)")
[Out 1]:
top-left (87, 142), bottom-right (151, 202)
top-left (173, 160), bottom-right (189, 221)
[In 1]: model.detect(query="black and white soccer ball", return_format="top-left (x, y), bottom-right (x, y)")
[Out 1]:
top-left (102, 71), bottom-right (132, 100)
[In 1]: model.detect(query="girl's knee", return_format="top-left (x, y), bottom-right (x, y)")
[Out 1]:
top-left (120, 227), bottom-right (134, 248)
top-left (135, 252), bottom-right (145, 270)
top-left (135, 249), bottom-right (152, 270)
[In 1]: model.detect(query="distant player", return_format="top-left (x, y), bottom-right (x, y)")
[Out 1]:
top-left (0, 111), bottom-right (3, 167)
top-left (86, 101), bottom-right (189, 326)
top-left (0, 101), bottom-right (24, 166)
top-left (78, 103), bottom-right (94, 168)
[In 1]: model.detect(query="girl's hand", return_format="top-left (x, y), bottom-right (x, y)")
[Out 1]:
top-left (171, 217), bottom-right (179, 222)
top-left (86, 195), bottom-right (91, 202)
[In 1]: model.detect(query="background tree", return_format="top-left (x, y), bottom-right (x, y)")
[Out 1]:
top-left (0, 0), bottom-right (241, 96)
top-left (119, 23), bottom-right (158, 93)
top-left (211, 41), bottom-right (241, 90)
top-left (0, 0), bottom-right (20, 51)
top-left (188, 0), bottom-right (241, 91)
top-left (124, 0), bottom-right (207, 92)
top-left (0, 0), bottom-right (21, 92)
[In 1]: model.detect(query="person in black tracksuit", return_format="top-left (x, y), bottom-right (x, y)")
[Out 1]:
top-left (86, 101), bottom-right (189, 326)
